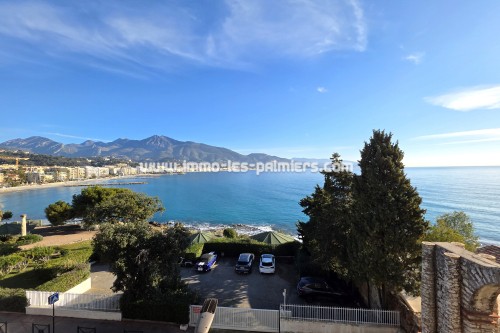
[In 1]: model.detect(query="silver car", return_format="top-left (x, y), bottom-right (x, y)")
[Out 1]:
top-left (259, 254), bottom-right (275, 274)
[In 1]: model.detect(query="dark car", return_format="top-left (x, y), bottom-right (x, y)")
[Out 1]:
top-left (296, 277), bottom-right (348, 302)
top-left (235, 253), bottom-right (255, 274)
top-left (195, 252), bottom-right (217, 272)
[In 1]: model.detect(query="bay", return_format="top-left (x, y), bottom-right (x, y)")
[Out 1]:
top-left (0, 167), bottom-right (499, 245)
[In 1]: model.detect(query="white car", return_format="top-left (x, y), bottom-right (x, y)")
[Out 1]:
top-left (259, 254), bottom-right (275, 274)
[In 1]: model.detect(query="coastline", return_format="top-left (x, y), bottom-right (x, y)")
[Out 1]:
top-left (0, 175), bottom-right (142, 194)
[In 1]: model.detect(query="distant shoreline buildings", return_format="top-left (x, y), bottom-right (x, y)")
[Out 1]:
top-left (0, 163), bottom-right (145, 187)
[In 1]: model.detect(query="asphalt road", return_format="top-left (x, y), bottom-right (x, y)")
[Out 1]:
top-left (181, 256), bottom-right (305, 309)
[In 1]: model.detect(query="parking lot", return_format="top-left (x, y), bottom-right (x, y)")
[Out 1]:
top-left (181, 256), bottom-right (305, 309)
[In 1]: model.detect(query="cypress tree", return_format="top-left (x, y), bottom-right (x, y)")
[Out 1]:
top-left (352, 130), bottom-right (427, 306)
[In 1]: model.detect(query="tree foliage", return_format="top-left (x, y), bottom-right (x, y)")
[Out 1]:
top-left (73, 186), bottom-right (164, 227)
top-left (44, 186), bottom-right (164, 227)
top-left (93, 222), bottom-right (190, 299)
top-left (299, 130), bottom-right (428, 308)
top-left (45, 201), bottom-right (73, 226)
top-left (223, 228), bottom-right (237, 238)
top-left (298, 153), bottom-right (353, 276)
top-left (352, 130), bottom-right (427, 300)
top-left (424, 211), bottom-right (479, 251)
top-left (0, 211), bottom-right (13, 222)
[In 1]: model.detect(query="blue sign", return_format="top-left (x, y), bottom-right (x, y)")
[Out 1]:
top-left (48, 292), bottom-right (59, 305)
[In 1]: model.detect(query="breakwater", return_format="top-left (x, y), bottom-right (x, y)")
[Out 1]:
top-left (64, 181), bottom-right (147, 187)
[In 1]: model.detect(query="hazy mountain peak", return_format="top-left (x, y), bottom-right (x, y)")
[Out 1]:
top-left (0, 135), bottom-right (290, 163)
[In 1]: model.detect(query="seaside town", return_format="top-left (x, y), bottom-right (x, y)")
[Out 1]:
top-left (0, 163), bottom-right (139, 185)
top-left (0, 153), bottom-right (187, 190)
top-left (1, 1), bottom-right (500, 333)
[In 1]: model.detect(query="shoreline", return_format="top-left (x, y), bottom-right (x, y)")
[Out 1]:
top-left (0, 175), bottom-right (144, 194)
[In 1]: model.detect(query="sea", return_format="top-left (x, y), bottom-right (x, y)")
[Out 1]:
top-left (0, 167), bottom-right (499, 245)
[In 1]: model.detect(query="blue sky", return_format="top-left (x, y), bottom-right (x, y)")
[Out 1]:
top-left (1, 0), bottom-right (500, 166)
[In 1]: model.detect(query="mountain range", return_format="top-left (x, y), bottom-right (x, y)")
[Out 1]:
top-left (0, 135), bottom-right (289, 163)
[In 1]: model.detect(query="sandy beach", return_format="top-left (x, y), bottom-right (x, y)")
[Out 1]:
top-left (0, 175), bottom-right (145, 194)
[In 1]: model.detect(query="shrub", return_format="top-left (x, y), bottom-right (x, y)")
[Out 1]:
top-left (0, 288), bottom-right (28, 312)
top-left (16, 234), bottom-right (43, 245)
top-left (0, 255), bottom-right (26, 276)
top-left (0, 243), bottom-right (19, 256)
top-left (36, 264), bottom-right (90, 292)
top-left (24, 246), bottom-right (56, 265)
top-left (223, 228), bottom-right (237, 238)
top-left (53, 241), bottom-right (92, 264)
top-left (0, 234), bottom-right (14, 242)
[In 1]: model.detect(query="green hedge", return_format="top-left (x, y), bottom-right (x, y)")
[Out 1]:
top-left (120, 291), bottom-right (194, 324)
top-left (202, 238), bottom-right (300, 257)
top-left (36, 264), bottom-right (90, 292)
top-left (52, 245), bottom-right (92, 265)
top-left (184, 243), bottom-right (204, 260)
top-left (0, 288), bottom-right (28, 312)
top-left (0, 243), bottom-right (19, 256)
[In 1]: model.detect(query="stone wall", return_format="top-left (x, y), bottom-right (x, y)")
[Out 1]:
top-left (421, 242), bottom-right (500, 333)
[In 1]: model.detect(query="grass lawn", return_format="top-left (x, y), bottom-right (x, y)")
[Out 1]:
top-left (0, 268), bottom-right (41, 289)
top-left (0, 240), bottom-right (93, 290)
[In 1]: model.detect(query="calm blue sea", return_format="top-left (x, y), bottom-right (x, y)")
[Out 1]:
top-left (0, 167), bottom-right (499, 244)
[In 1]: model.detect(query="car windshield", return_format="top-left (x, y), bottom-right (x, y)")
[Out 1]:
top-left (201, 255), bottom-right (212, 261)
top-left (262, 261), bottom-right (273, 267)
top-left (237, 260), bottom-right (248, 265)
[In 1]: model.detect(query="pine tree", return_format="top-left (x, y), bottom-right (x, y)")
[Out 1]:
top-left (298, 153), bottom-right (354, 275)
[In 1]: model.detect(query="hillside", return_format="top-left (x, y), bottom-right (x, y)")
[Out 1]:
top-left (0, 135), bottom-right (289, 163)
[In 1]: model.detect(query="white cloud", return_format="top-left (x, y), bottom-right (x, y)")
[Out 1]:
top-left (317, 86), bottom-right (328, 93)
top-left (426, 85), bottom-right (500, 111)
top-left (0, 1), bottom-right (367, 74)
top-left (404, 52), bottom-right (425, 64)
top-left (413, 128), bottom-right (500, 145)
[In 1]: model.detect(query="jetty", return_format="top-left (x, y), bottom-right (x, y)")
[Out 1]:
top-left (64, 181), bottom-right (147, 187)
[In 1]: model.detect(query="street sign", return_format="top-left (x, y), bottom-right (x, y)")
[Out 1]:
top-left (48, 292), bottom-right (59, 305)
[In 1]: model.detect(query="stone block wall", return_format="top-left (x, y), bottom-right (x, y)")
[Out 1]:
top-left (421, 242), bottom-right (500, 333)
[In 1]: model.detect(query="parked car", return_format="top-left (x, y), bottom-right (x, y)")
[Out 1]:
top-left (235, 253), bottom-right (255, 274)
top-left (296, 277), bottom-right (348, 302)
top-left (259, 254), bottom-right (275, 274)
top-left (195, 252), bottom-right (217, 272)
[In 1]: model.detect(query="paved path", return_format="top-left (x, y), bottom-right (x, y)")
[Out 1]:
top-left (21, 225), bottom-right (96, 250)
top-left (0, 311), bottom-right (193, 333)
top-left (86, 263), bottom-right (118, 295)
